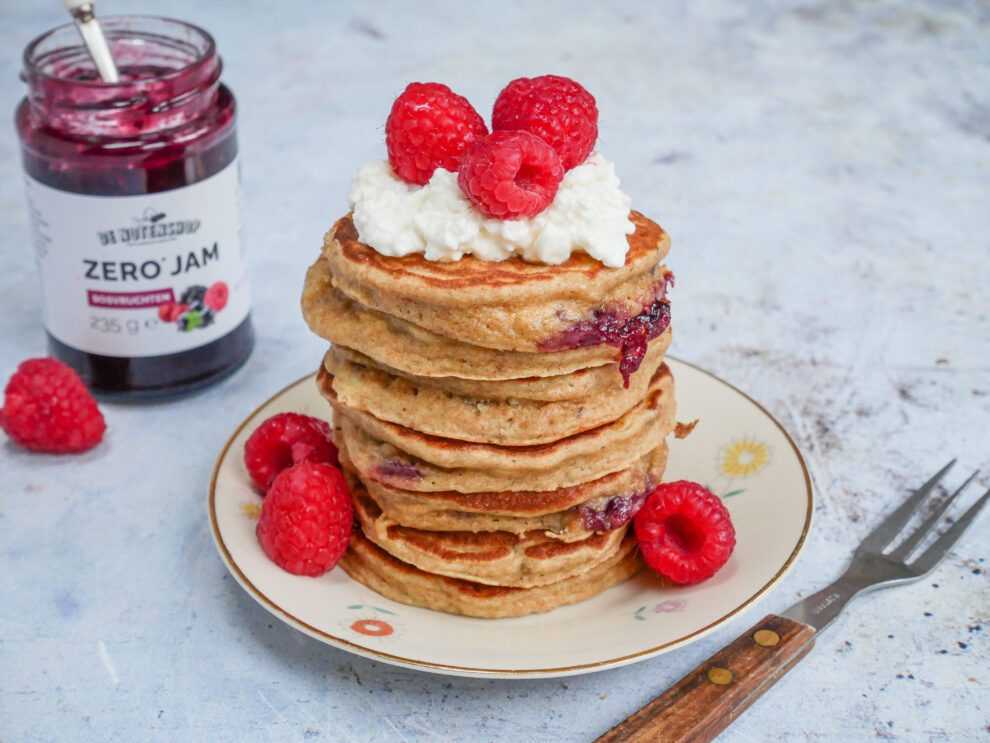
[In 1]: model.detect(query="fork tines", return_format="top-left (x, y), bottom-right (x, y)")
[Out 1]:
top-left (858, 460), bottom-right (989, 575)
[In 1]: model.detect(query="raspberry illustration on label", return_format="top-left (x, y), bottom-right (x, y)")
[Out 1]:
top-left (204, 282), bottom-right (229, 312)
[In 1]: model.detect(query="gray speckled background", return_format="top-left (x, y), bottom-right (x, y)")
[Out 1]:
top-left (1, 1), bottom-right (987, 741)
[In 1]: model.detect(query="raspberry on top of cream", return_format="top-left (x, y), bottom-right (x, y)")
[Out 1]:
top-left (352, 75), bottom-right (636, 267)
top-left (349, 153), bottom-right (635, 267)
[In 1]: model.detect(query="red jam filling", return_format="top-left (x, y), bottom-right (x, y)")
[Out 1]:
top-left (540, 276), bottom-right (673, 387)
top-left (375, 459), bottom-right (423, 481)
top-left (579, 489), bottom-right (649, 532)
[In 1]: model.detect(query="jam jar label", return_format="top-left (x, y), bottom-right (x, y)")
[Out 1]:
top-left (24, 159), bottom-right (250, 358)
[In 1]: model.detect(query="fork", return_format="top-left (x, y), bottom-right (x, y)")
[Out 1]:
top-left (595, 460), bottom-right (989, 743)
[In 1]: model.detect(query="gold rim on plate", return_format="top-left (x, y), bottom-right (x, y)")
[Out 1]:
top-left (208, 356), bottom-right (813, 677)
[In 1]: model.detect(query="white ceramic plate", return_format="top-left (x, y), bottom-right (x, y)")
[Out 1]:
top-left (210, 358), bottom-right (812, 678)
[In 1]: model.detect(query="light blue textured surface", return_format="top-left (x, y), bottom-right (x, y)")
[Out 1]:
top-left (1, 1), bottom-right (988, 741)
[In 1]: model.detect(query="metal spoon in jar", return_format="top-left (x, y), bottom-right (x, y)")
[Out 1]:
top-left (63, 0), bottom-right (119, 83)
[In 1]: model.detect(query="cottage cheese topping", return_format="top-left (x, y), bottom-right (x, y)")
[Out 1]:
top-left (348, 154), bottom-right (635, 267)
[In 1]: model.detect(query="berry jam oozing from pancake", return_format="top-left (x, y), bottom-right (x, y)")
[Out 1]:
top-left (541, 277), bottom-right (673, 386)
top-left (375, 459), bottom-right (423, 481)
top-left (579, 490), bottom-right (649, 532)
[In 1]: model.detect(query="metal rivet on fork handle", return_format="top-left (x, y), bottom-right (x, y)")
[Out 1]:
top-left (707, 667), bottom-right (733, 685)
top-left (753, 629), bottom-right (780, 647)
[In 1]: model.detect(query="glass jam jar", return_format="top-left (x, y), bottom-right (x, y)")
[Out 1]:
top-left (16, 16), bottom-right (253, 400)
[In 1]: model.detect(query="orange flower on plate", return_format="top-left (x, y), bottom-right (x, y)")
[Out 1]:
top-left (350, 619), bottom-right (394, 637)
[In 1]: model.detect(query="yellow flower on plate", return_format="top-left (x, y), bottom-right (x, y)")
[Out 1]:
top-left (719, 438), bottom-right (770, 478)
top-left (240, 501), bottom-right (263, 519)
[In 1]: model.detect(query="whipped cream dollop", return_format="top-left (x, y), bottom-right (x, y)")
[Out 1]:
top-left (348, 153), bottom-right (636, 267)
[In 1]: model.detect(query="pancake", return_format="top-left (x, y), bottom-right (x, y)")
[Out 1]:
top-left (328, 335), bottom-right (670, 402)
top-left (302, 259), bottom-right (669, 381)
top-left (333, 411), bottom-right (673, 496)
top-left (349, 479), bottom-right (629, 587)
top-left (340, 441), bottom-right (668, 542)
top-left (323, 365), bottom-right (677, 492)
top-left (323, 363), bottom-right (674, 471)
top-left (324, 338), bottom-right (669, 445)
top-left (339, 528), bottom-right (643, 619)
top-left (324, 211), bottom-right (671, 352)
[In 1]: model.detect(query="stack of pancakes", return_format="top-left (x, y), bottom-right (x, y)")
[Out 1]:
top-left (302, 212), bottom-right (676, 618)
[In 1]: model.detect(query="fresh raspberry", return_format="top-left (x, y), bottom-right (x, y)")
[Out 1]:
top-left (203, 281), bottom-right (229, 312)
top-left (256, 462), bottom-right (352, 577)
top-left (492, 75), bottom-right (598, 170)
top-left (243, 412), bottom-right (339, 493)
top-left (0, 358), bottom-right (105, 454)
top-left (386, 82), bottom-right (488, 185)
top-left (634, 481), bottom-right (736, 585)
top-left (457, 130), bottom-right (564, 219)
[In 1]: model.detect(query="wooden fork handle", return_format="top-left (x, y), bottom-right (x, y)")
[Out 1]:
top-left (594, 614), bottom-right (816, 743)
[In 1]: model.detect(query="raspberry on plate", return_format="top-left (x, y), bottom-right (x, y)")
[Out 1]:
top-left (243, 412), bottom-right (339, 493)
top-left (255, 462), bottom-right (353, 577)
top-left (633, 480), bottom-right (736, 585)
top-left (0, 358), bottom-right (105, 454)
top-left (492, 75), bottom-right (598, 171)
top-left (386, 82), bottom-right (488, 185)
top-left (457, 130), bottom-right (564, 219)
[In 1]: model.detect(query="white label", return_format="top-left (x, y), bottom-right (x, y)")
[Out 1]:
top-left (24, 158), bottom-right (250, 358)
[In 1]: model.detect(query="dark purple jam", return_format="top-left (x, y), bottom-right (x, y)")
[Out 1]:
top-left (541, 286), bottom-right (672, 387)
top-left (579, 490), bottom-right (649, 531)
top-left (15, 17), bottom-right (253, 400)
top-left (375, 459), bottom-right (423, 481)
